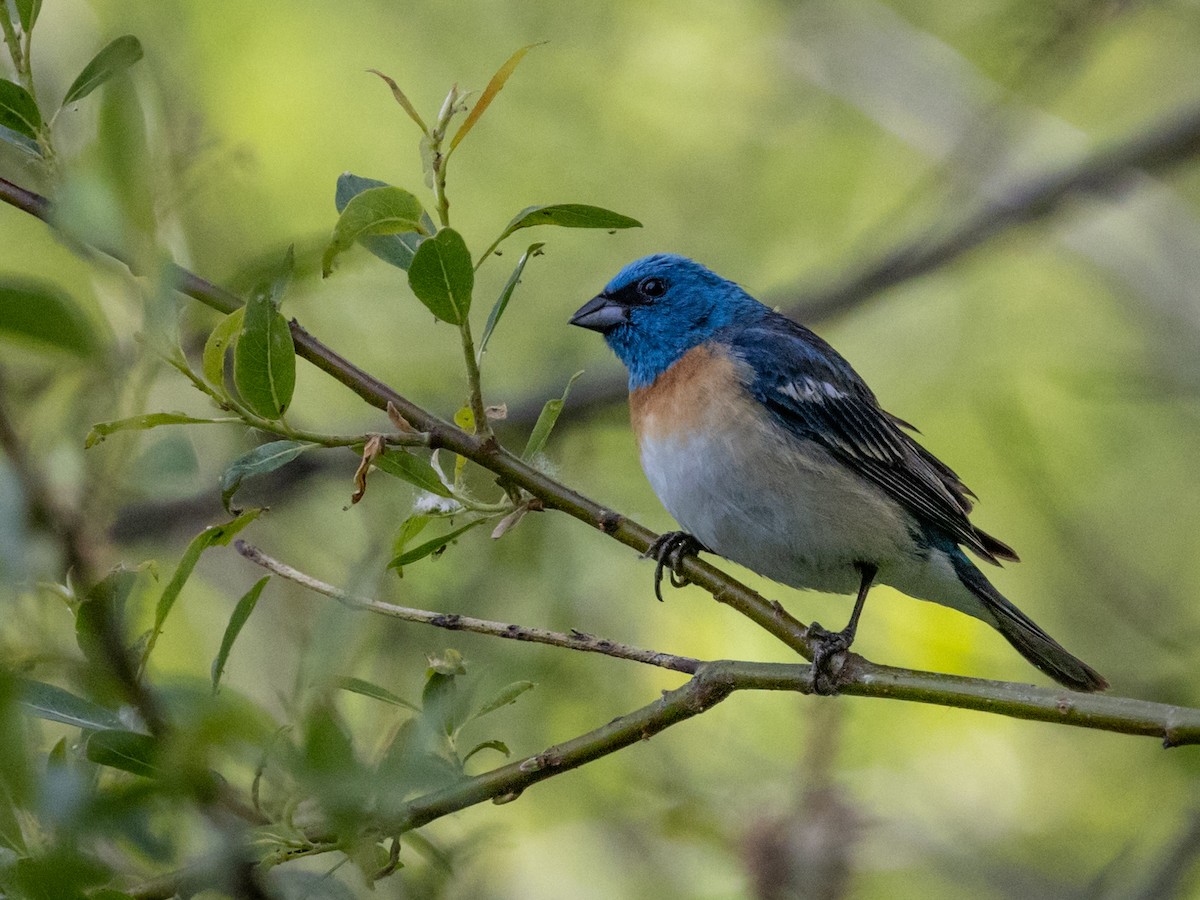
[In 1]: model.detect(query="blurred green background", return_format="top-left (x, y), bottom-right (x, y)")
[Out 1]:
top-left (4, 0), bottom-right (1200, 897)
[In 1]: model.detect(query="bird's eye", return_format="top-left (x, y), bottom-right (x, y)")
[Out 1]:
top-left (639, 277), bottom-right (667, 299)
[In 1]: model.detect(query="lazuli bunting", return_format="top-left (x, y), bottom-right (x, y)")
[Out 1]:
top-left (570, 254), bottom-right (1106, 693)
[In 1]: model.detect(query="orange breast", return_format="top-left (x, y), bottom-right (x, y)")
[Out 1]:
top-left (629, 344), bottom-right (752, 443)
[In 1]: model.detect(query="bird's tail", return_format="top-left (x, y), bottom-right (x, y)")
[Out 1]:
top-left (951, 552), bottom-right (1108, 693)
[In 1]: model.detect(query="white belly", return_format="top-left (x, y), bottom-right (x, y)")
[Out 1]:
top-left (627, 343), bottom-right (991, 621)
top-left (639, 423), bottom-right (918, 596)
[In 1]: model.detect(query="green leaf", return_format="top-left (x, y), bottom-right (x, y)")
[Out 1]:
top-left (323, 185), bottom-right (429, 276)
top-left (220, 440), bottom-right (309, 514)
top-left (373, 449), bottom-right (452, 497)
top-left (407, 227), bottom-right (474, 325)
top-left (392, 514), bottom-right (431, 560)
top-left (478, 242), bottom-right (543, 361)
top-left (95, 72), bottom-right (154, 244)
top-left (10, 852), bottom-right (111, 898)
top-left (202, 306), bottom-right (244, 392)
top-left (335, 676), bottom-right (419, 712)
top-left (0, 674), bottom-right (31, 823)
top-left (134, 432), bottom-right (199, 482)
top-left (469, 680), bottom-right (534, 722)
top-left (47, 738), bottom-right (67, 767)
top-left (453, 405), bottom-right (474, 432)
top-left (0, 277), bottom-right (99, 356)
top-left (421, 652), bottom-right (466, 735)
top-left (14, 0), bottom-right (42, 32)
top-left (387, 520), bottom-right (483, 571)
top-left (17, 679), bottom-right (124, 731)
top-left (141, 509), bottom-right (263, 668)
top-left (266, 244), bottom-right (295, 308)
top-left (452, 407), bottom-right (472, 484)
top-left (333, 174), bottom-right (434, 272)
top-left (367, 69), bottom-right (428, 133)
top-left (0, 78), bottom-right (41, 140)
top-left (462, 739), bottom-right (509, 765)
top-left (501, 203), bottom-right (641, 241)
top-left (85, 729), bottom-right (156, 777)
top-left (211, 576), bottom-right (268, 694)
top-left (61, 35), bottom-right (144, 106)
top-left (233, 283), bottom-right (296, 419)
top-left (376, 717), bottom-right (462, 802)
top-left (522, 371), bottom-right (583, 460)
top-left (85, 412), bottom-right (235, 448)
top-left (0, 122), bottom-right (41, 156)
top-left (75, 566), bottom-right (141, 671)
top-left (346, 840), bottom-right (393, 889)
top-left (426, 648), bottom-right (466, 677)
top-left (449, 43), bottom-right (542, 153)
top-left (301, 704), bottom-right (356, 775)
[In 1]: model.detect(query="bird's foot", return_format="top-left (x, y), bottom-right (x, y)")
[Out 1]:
top-left (806, 621), bottom-right (854, 696)
top-left (644, 531), bottom-right (706, 602)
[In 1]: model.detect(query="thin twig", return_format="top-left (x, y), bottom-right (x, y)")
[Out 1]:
top-left (234, 541), bottom-right (700, 674)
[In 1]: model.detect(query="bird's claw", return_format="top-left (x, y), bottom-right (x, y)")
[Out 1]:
top-left (807, 621), bottom-right (854, 696)
top-left (644, 531), bottom-right (706, 602)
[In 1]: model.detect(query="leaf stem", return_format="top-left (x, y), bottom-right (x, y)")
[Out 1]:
top-left (163, 348), bottom-right (429, 449)
top-left (0, 10), bottom-right (26, 86)
top-left (458, 318), bottom-right (492, 441)
top-left (473, 231), bottom-right (507, 271)
top-left (421, 87), bottom-right (491, 437)
top-left (432, 148), bottom-right (450, 227)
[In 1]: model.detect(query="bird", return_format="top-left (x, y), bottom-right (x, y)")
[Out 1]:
top-left (569, 253), bottom-right (1107, 694)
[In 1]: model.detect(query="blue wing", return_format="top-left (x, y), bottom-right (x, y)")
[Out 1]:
top-left (726, 313), bottom-right (1017, 564)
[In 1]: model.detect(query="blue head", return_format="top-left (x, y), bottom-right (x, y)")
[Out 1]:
top-left (569, 254), bottom-right (765, 388)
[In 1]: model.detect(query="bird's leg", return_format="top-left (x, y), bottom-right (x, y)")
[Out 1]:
top-left (644, 531), bottom-right (707, 602)
top-left (807, 563), bottom-right (877, 695)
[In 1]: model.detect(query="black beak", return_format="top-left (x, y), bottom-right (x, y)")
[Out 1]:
top-left (569, 294), bottom-right (628, 334)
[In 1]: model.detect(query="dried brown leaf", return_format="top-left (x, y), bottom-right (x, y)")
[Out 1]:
top-left (352, 433), bottom-right (386, 504)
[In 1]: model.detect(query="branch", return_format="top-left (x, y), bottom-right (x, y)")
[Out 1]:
top-left (790, 101), bottom-right (1200, 322)
top-left (0, 174), bottom-right (812, 660)
top-left (5, 174), bottom-right (1200, 746)
top-left (233, 543), bottom-right (1200, 746)
top-left (340, 661), bottom-right (1200, 841)
top-left (127, 646), bottom-right (1200, 898)
top-left (287, 663), bottom-right (1200, 840)
top-left (234, 540), bottom-right (700, 674)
